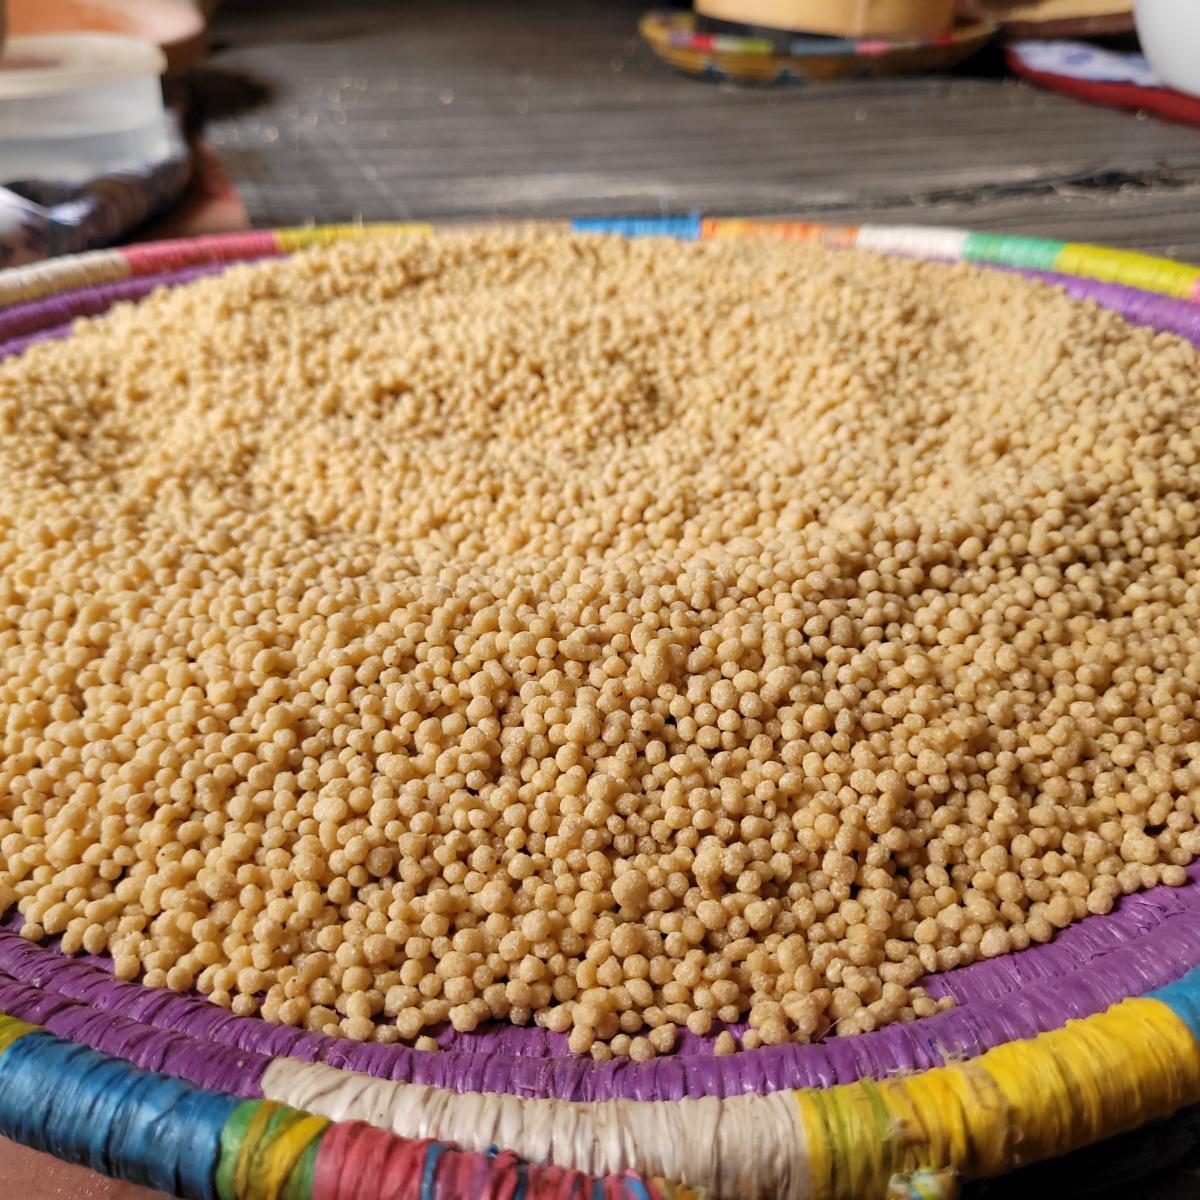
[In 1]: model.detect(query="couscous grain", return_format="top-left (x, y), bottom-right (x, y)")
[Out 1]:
top-left (1, 231), bottom-right (1197, 1055)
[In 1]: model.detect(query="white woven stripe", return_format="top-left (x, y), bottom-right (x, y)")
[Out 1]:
top-left (855, 224), bottom-right (971, 262)
top-left (0, 250), bottom-right (131, 310)
top-left (262, 1056), bottom-right (812, 1199)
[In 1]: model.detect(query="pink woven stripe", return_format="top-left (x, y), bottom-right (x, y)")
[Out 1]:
top-left (121, 231), bottom-right (281, 275)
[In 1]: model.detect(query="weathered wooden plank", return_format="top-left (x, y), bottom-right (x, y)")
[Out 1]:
top-left (206, 0), bottom-right (1200, 252)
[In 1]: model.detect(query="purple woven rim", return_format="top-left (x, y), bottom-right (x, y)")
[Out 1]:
top-left (3, 865), bottom-right (1199, 1101)
top-left (1, 251), bottom-right (1198, 1104)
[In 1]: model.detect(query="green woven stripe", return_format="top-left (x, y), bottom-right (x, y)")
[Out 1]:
top-left (250, 1106), bottom-right (317, 1193)
top-left (216, 1101), bottom-right (261, 1200)
top-left (279, 1130), bottom-right (323, 1200)
top-left (215, 1098), bottom-right (328, 1200)
top-left (962, 232), bottom-right (1063, 272)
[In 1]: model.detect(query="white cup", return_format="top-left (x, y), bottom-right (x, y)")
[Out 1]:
top-left (1135, 0), bottom-right (1200, 98)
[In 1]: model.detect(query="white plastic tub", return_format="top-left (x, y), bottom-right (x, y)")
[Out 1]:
top-left (0, 33), bottom-right (169, 182)
top-left (1136, 0), bottom-right (1200, 99)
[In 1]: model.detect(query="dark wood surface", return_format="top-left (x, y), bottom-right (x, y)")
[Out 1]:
top-left (204, 0), bottom-right (1200, 259)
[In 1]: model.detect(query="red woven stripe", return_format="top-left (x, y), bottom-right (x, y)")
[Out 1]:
top-left (313, 1121), bottom-right (431, 1200)
top-left (122, 231), bottom-right (281, 274)
top-left (310, 1119), bottom-right (639, 1199)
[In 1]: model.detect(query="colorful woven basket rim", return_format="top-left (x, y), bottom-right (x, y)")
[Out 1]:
top-left (1, 216), bottom-right (1197, 311)
top-left (639, 9), bottom-right (993, 58)
top-left (637, 13), bottom-right (995, 84)
top-left (3, 218), bottom-right (1200, 1200)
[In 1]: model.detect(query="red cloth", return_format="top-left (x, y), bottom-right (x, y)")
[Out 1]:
top-left (1008, 49), bottom-right (1200, 127)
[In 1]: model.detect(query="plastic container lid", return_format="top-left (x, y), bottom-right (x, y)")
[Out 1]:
top-left (7, 0), bottom-right (207, 71)
top-left (0, 32), bottom-right (165, 100)
top-left (0, 34), bottom-right (170, 181)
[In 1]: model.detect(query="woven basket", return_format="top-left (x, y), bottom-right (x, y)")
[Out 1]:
top-left (693, 0), bottom-right (957, 38)
top-left (639, 12), bottom-right (994, 84)
top-left (2, 218), bottom-right (1200, 1200)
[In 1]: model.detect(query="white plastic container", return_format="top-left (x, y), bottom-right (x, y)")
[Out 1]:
top-left (1135, 0), bottom-right (1200, 99)
top-left (0, 33), bottom-right (169, 182)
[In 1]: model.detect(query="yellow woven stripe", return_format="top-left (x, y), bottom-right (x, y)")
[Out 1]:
top-left (0, 1014), bottom-right (36, 1055)
top-left (246, 1112), bottom-right (330, 1200)
top-left (649, 1182), bottom-right (710, 1200)
top-left (835, 1079), bottom-right (892, 1196)
top-left (795, 1089), bottom-right (835, 1197)
top-left (274, 223), bottom-right (432, 251)
top-left (796, 997), bottom-right (1200, 1199)
top-left (984, 998), bottom-right (1200, 1163)
top-left (795, 1079), bottom-right (895, 1197)
top-left (1054, 243), bottom-right (1200, 299)
top-left (877, 1058), bottom-right (1009, 1180)
top-left (234, 1102), bottom-right (282, 1199)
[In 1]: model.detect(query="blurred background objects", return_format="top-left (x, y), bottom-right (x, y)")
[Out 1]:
top-left (3, 0), bottom-right (1200, 265)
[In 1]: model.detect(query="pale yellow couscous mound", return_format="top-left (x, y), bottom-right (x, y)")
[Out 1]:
top-left (1, 232), bottom-right (1198, 1059)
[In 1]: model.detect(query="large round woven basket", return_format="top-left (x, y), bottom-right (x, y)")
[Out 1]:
top-left (2, 217), bottom-right (1200, 1200)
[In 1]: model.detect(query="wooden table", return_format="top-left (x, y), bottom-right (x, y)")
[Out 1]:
top-left (0, 1140), bottom-right (164, 1200)
top-left (202, 0), bottom-right (1200, 258)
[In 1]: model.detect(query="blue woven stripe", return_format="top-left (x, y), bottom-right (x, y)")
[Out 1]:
top-left (420, 1139), bottom-right (447, 1200)
top-left (1150, 965), bottom-right (1200, 1040)
top-left (0, 1030), bottom-right (237, 1200)
top-left (570, 215), bottom-right (702, 240)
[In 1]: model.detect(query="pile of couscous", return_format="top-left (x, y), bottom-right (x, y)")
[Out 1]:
top-left (0, 231), bottom-right (1196, 1059)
